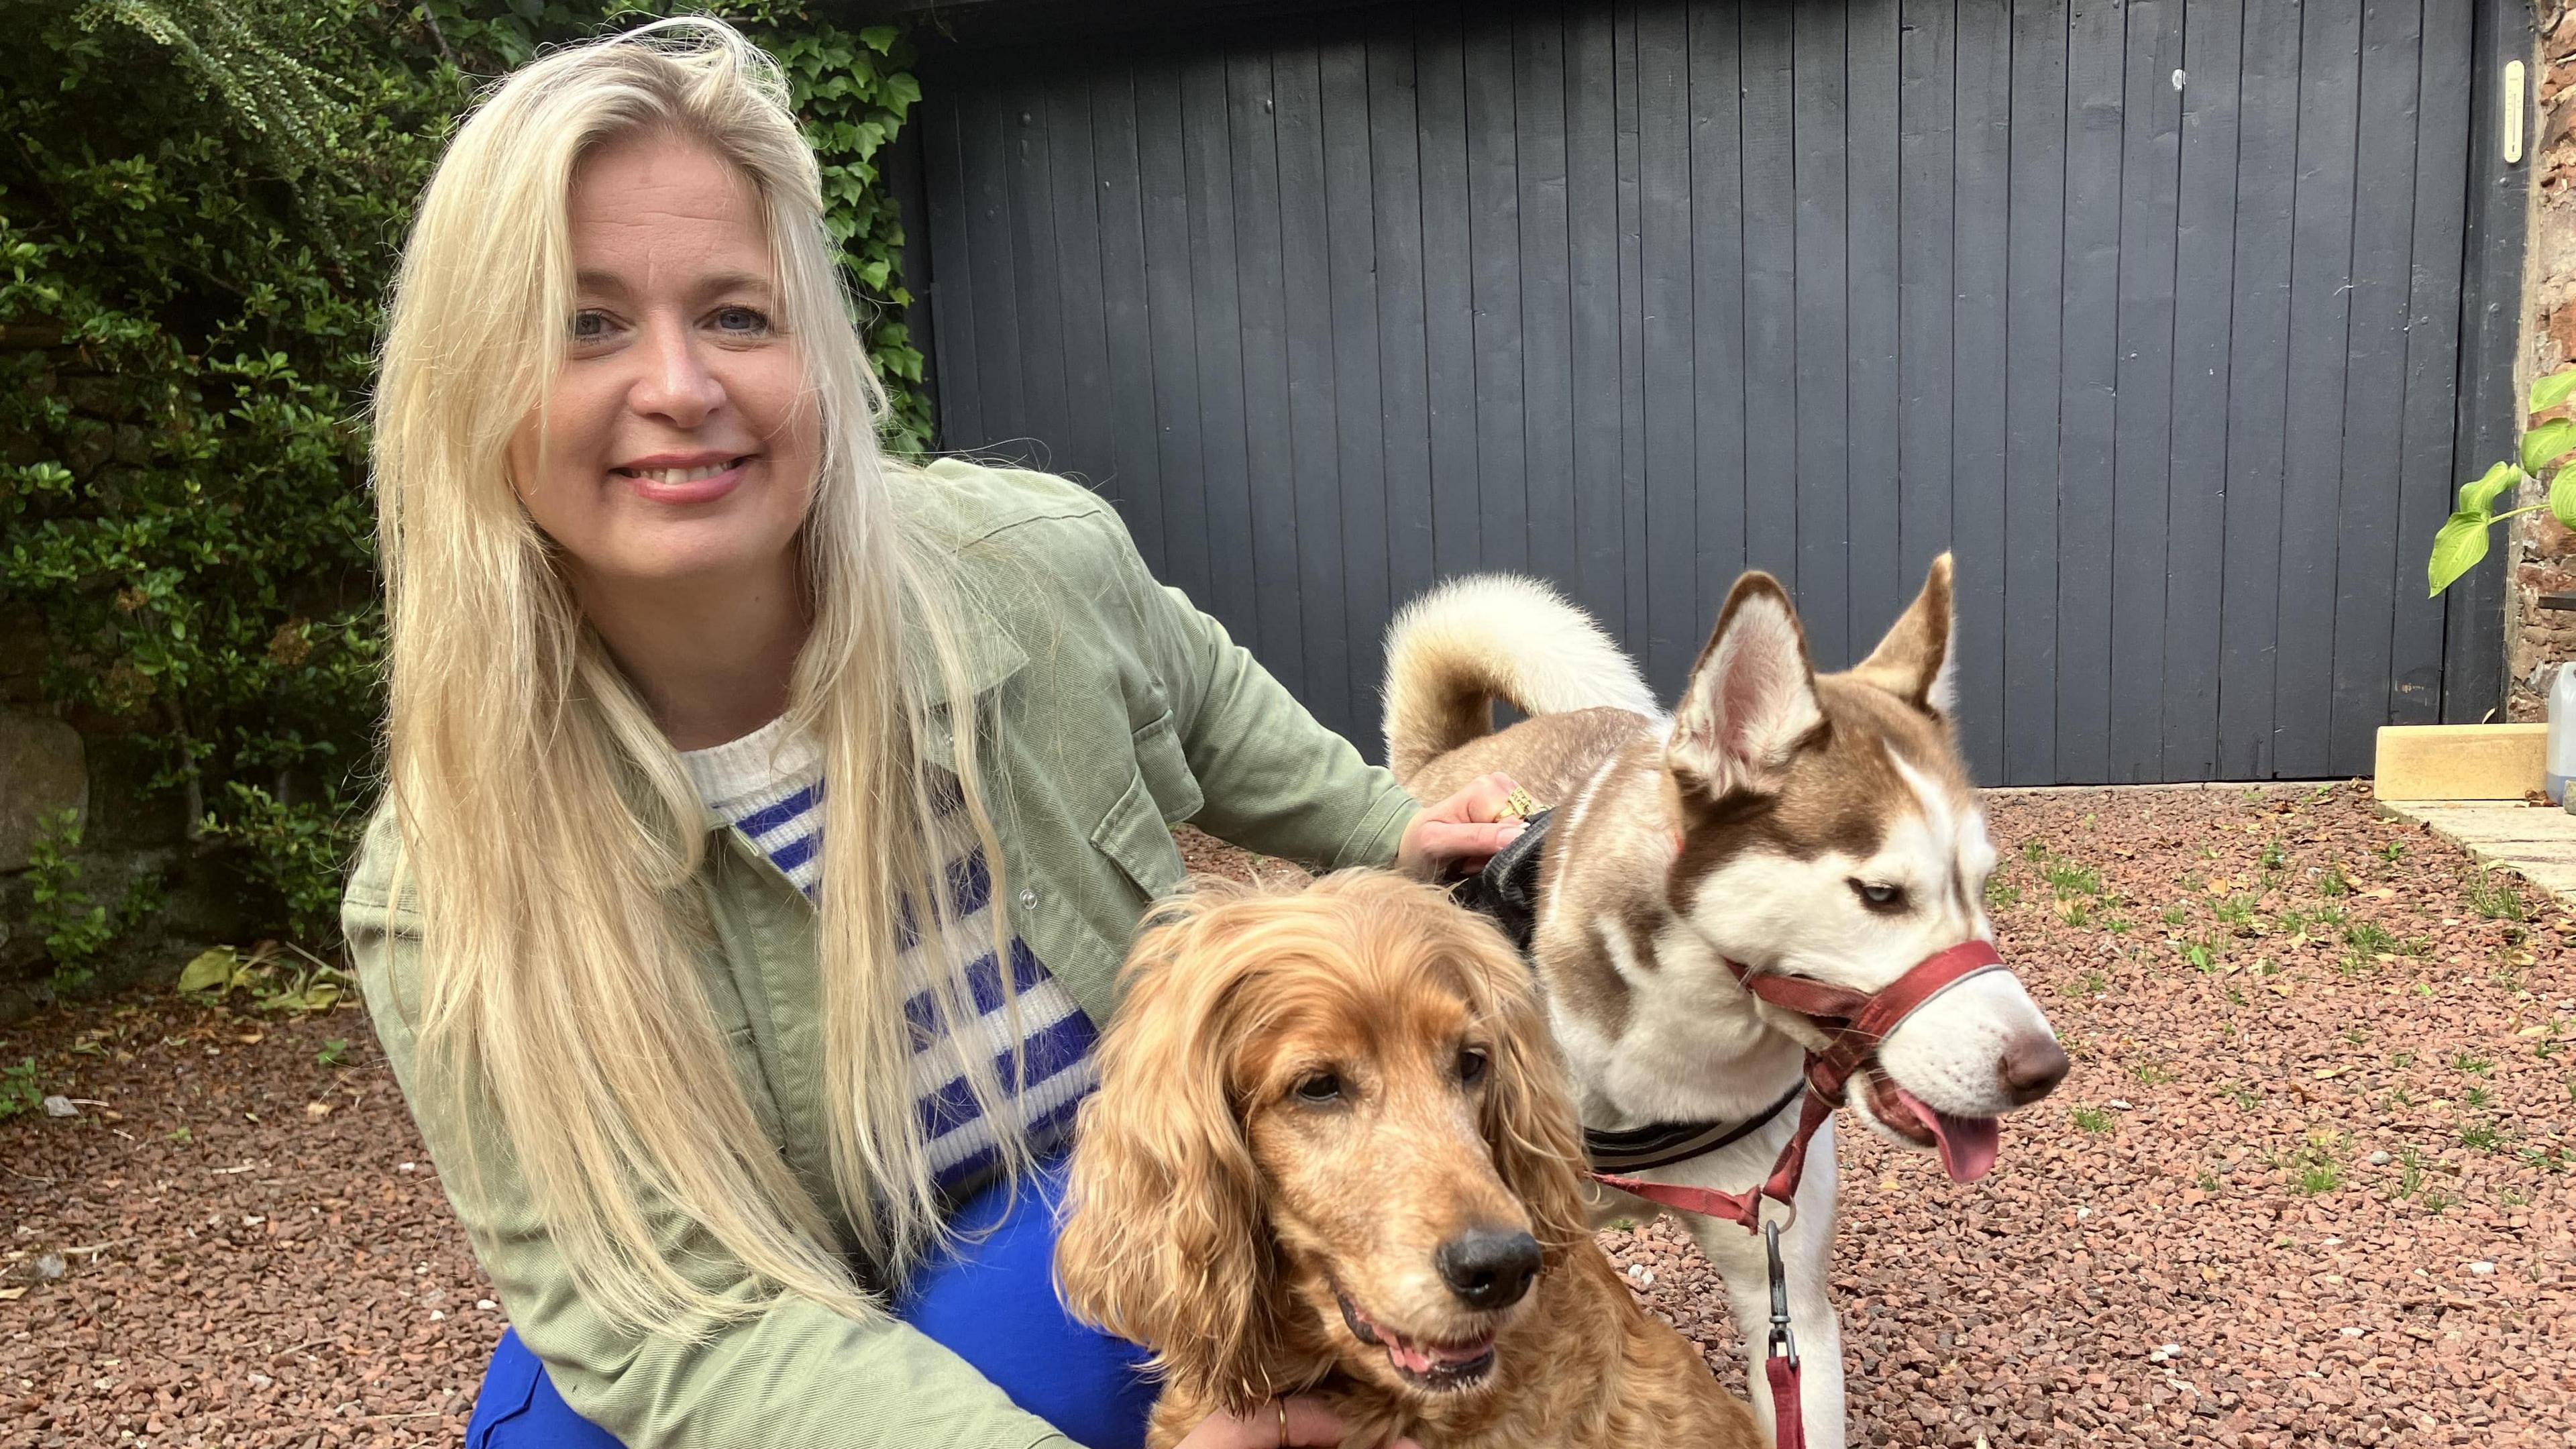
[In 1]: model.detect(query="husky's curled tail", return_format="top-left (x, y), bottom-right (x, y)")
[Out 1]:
top-left (1381, 576), bottom-right (1658, 784)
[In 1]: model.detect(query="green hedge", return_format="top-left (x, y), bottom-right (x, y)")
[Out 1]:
top-left (1, 1), bottom-right (928, 966)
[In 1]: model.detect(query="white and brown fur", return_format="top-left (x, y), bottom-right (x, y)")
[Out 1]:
top-left (1384, 559), bottom-right (2069, 1449)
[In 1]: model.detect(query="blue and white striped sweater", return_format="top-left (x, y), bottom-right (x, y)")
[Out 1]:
top-left (680, 717), bottom-right (1099, 1191)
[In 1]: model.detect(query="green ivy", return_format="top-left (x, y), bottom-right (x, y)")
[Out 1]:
top-left (1, 1), bottom-right (927, 964)
top-left (2427, 366), bottom-right (2576, 596)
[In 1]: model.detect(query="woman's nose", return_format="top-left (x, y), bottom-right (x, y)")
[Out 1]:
top-left (629, 323), bottom-right (724, 425)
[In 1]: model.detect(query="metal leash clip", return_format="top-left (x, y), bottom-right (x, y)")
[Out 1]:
top-left (1764, 1220), bottom-right (1798, 1369)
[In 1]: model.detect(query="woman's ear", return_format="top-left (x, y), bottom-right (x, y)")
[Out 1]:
top-left (1055, 903), bottom-right (1284, 1416)
top-left (1460, 928), bottom-right (1593, 1260)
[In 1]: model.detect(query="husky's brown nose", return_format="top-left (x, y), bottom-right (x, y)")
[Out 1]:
top-left (1998, 1034), bottom-right (2071, 1106)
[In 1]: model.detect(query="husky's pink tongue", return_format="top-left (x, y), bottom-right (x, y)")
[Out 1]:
top-left (1894, 1089), bottom-right (2000, 1183)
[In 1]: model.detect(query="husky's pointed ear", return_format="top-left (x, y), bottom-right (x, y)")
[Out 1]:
top-left (1668, 572), bottom-right (1823, 792)
top-left (1851, 553), bottom-right (1957, 716)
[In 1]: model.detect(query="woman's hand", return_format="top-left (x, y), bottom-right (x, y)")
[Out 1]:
top-left (1393, 771), bottom-right (1530, 881)
top-left (1172, 1395), bottom-right (1420, 1449)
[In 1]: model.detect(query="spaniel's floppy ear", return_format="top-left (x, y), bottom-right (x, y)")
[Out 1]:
top-left (1454, 923), bottom-right (1592, 1261)
top-left (1055, 894), bottom-right (1286, 1416)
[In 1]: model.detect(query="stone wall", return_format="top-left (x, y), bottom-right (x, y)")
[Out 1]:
top-left (2512, 2), bottom-right (2576, 718)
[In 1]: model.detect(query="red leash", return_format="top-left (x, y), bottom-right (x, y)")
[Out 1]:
top-left (1591, 940), bottom-right (2012, 1449)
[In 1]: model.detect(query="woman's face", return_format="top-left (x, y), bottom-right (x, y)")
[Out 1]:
top-left (508, 129), bottom-right (819, 592)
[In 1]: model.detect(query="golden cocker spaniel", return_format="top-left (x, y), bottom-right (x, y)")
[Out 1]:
top-left (1056, 871), bottom-right (1759, 1449)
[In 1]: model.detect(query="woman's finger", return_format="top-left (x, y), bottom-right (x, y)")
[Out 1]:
top-left (1279, 1394), bottom-right (1350, 1445)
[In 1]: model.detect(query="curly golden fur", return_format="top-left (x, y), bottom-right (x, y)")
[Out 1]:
top-left (1057, 871), bottom-right (1758, 1449)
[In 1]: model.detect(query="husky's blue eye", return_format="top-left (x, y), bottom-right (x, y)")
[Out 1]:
top-left (1850, 879), bottom-right (1907, 912)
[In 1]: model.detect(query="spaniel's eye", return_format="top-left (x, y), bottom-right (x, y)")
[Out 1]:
top-left (1456, 1046), bottom-right (1489, 1086)
top-left (1292, 1073), bottom-right (1344, 1105)
top-left (1849, 879), bottom-right (1907, 912)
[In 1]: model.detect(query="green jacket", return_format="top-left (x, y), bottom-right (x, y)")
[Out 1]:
top-left (344, 460), bottom-right (1420, 1449)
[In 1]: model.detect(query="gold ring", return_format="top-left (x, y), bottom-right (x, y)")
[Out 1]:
top-left (1275, 1395), bottom-right (1289, 1448)
top-left (1498, 786), bottom-right (1540, 822)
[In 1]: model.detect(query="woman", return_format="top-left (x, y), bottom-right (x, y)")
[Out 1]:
top-left (350, 17), bottom-right (1521, 1449)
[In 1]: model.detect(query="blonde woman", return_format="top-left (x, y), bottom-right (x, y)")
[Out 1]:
top-left (351, 18), bottom-right (1518, 1449)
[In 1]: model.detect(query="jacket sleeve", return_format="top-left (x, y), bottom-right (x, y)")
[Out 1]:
top-left (341, 870), bottom-right (1081, 1449)
top-left (1097, 518), bottom-right (1420, 871)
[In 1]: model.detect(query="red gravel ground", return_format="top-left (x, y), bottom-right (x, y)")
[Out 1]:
top-left (5, 781), bottom-right (2570, 1447)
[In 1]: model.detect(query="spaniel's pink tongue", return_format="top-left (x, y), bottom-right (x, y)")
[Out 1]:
top-left (1894, 1089), bottom-right (2000, 1183)
top-left (1386, 1335), bottom-right (1493, 1376)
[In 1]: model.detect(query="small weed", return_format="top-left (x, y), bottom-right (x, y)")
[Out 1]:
top-left (2021, 840), bottom-right (2049, 862)
top-left (2335, 953), bottom-right (2370, 980)
top-left (2451, 1051), bottom-right (2493, 1076)
top-left (2224, 985), bottom-right (2247, 1006)
top-left (2342, 1026), bottom-right (2369, 1046)
top-left (0, 1058), bottom-right (42, 1120)
top-left (2420, 1189), bottom-right (2455, 1214)
top-left (2076, 969), bottom-right (2108, 996)
top-left (2223, 1082), bottom-right (2260, 1110)
top-left (2463, 1085), bottom-right (2491, 1109)
top-left (2376, 840), bottom-right (2406, 864)
top-left (2161, 904), bottom-right (2190, 927)
top-left (2133, 1062), bottom-right (2173, 1087)
top-left (1606, 1217), bottom-right (1638, 1232)
top-left (166, 1125), bottom-right (192, 1144)
top-left (2275, 906), bottom-right (2310, 935)
top-left (2214, 894), bottom-right (2261, 930)
top-left (1984, 875), bottom-right (2023, 910)
top-left (2465, 868), bottom-right (2527, 922)
top-left (2523, 1145), bottom-right (2570, 1174)
top-left (2057, 897), bottom-right (2096, 928)
top-left (2396, 1148), bottom-right (2424, 1197)
top-left (2072, 1106), bottom-right (2114, 1134)
top-left (2182, 938), bottom-right (2219, 972)
top-left (2385, 1086), bottom-right (2414, 1109)
top-left (2461, 1120), bottom-right (2506, 1154)
top-left (2318, 861), bottom-right (2352, 898)
top-left (2045, 861), bottom-right (2103, 898)
top-left (2286, 1130), bottom-right (2346, 1195)
top-left (2304, 782), bottom-right (2336, 804)
top-left (2195, 1169), bottom-right (2221, 1191)
top-left (2316, 904), bottom-right (2349, 928)
top-left (316, 1039), bottom-right (350, 1069)
top-left (2259, 838), bottom-right (2290, 871)
top-left (2180, 871), bottom-right (2207, 894)
top-left (2343, 921), bottom-right (2397, 955)
top-left (2100, 914), bottom-right (2133, 934)
top-left (2296, 1161), bottom-right (2343, 1195)
top-left (2398, 936), bottom-right (2431, 959)
top-left (2391, 1051), bottom-right (2416, 1069)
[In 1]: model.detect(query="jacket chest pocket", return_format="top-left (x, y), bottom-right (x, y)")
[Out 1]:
top-left (1091, 710), bottom-right (1200, 899)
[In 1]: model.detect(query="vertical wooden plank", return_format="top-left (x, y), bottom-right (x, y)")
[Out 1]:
top-left (1740, 5), bottom-right (1799, 599)
top-left (1517, 6), bottom-right (1579, 595)
top-left (1896, 0), bottom-right (1956, 591)
top-left (2326, 0), bottom-right (2425, 771)
top-left (1465, 12), bottom-right (1529, 575)
top-left (1226, 51), bottom-right (1303, 691)
top-left (1566, 1), bottom-right (1628, 636)
top-left (1689, 0), bottom-right (1748, 628)
top-left (1640, 0), bottom-right (1697, 690)
top-left (1419, 7), bottom-right (1484, 580)
top-left (1045, 75), bottom-right (1118, 494)
top-left (960, 87), bottom-right (1028, 453)
top-left (1370, 32), bottom-right (1440, 621)
top-left (1089, 69), bottom-right (1165, 571)
top-left (2271, 0), bottom-right (2364, 778)
top-left (2003, 0), bottom-right (2069, 785)
top-left (1274, 45), bottom-right (1353, 734)
top-left (2161, 0), bottom-right (2245, 778)
top-left (2445, 0), bottom-right (2531, 722)
top-left (2391, 0), bottom-right (2471, 727)
top-left (1003, 80), bottom-right (1072, 468)
top-left (1948, 0), bottom-right (2010, 784)
top-left (920, 90), bottom-right (985, 449)
top-left (2053, 0), bottom-right (2121, 782)
top-left (2216, 0), bottom-right (2302, 777)
top-left (1321, 39), bottom-right (1393, 751)
top-left (2108, 0), bottom-right (2184, 780)
top-left (1792, 3), bottom-right (1851, 668)
top-left (1181, 53), bottom-right (1260, 638)
top-left (1131, 62), bottom-right (1213, 605)
top-left (1845, 0), bottom-right (1903, 653)
top-left (1614, 2), bottom-right (1651, 647)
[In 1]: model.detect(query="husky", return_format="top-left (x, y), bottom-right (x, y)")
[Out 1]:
top-left (1383, 558), bottom-right (2069, 1449)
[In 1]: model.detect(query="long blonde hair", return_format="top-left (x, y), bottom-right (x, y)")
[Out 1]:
top-left (371, 16), bottom-right (1026, 1336)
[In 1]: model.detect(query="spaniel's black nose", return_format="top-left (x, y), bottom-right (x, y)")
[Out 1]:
top-left (1434, 1227), bottom-right (1542, 1310)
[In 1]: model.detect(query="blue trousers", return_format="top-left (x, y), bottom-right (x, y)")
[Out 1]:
top-left (462, 1161), bottom-right (1155, 1448)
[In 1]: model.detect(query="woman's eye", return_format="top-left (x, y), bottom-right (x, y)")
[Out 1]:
top-left (1456, 1047), bottom-right (1489, 1087)
top-left (712, 305), bottom-right (772, 334)
top-left (570, 310), bottom-right (612, 341)
top-left (1849, 879), bottom-right (1907, 912)
top-left (1292, 1073), bottom-right (1344, 1105)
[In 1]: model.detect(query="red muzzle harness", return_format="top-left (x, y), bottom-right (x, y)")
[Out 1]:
top-left (1589, 939), bottom-right (2011, 1449)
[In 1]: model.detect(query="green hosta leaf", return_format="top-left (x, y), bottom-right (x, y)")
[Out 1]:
top-left (2428, 511), bottom-right (2492, 596)
top-left (2459, 460), bottom-right (2522, 516)
top-left (2534, 367), bottom-right (2576, 414)
top-left (2554, 466), bottom-right (2576, 530)
top-left (2522, 418), bottom-right (2576, 474)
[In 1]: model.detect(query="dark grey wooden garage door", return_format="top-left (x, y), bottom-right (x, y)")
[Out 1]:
top-left (912, 0), bottom-right (2522, 785)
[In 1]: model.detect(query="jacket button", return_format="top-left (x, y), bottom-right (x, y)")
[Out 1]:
top-left (1018, 887), bottom-right (1038, 910)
